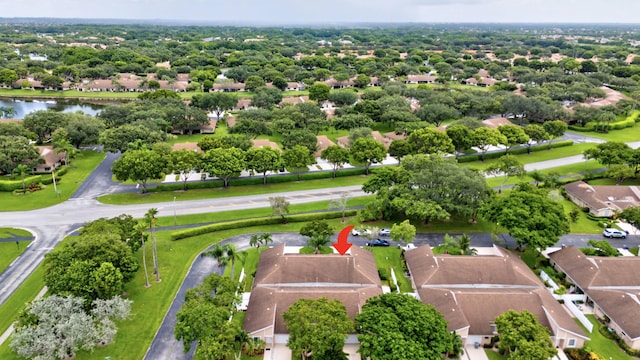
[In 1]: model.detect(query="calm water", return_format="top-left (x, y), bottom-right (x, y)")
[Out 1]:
top-left (0, 98), bottom-right (103, 119)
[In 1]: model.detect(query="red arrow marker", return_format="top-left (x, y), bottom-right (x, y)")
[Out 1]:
top-left (333, 225), bottom-right (354, 256)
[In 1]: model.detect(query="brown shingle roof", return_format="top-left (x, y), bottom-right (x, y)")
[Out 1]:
top-left (482, 117), bottom-right (513, 128)
top-left (244, 244), bottom-right (383, 334)
top-left (565, 180), bottom-right (640, 213)
top-left (549, 246), bottom-right (640, 339)
top-left (251, 139), bottom-right (281, 151)
top-left (407, 245), bottom-right (585, 339)
top-left (171, 142), bottom-right (202, 153)
top-left (315, 135), bottom-right (335, 157)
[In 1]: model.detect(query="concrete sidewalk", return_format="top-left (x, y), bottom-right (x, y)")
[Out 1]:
top-left (464, 346), bottom-right (490, 360)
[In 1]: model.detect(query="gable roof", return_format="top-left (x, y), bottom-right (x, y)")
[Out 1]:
top-left (244, 244), bottom-right (382, 334)
top-left (406, 245), bottom-right (585, 338)
top-left (549, 246), bottom-right (640, 339)
top-left (482, 117), bottom-right (513, 128)
top-left (564, 180), bottom-right (640, 213)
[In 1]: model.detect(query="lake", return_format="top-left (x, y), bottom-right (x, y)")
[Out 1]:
top-left (0, 98), bottom-right (104, 119)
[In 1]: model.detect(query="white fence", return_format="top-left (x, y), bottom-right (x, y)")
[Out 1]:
top-left (541, 271), bottom-right (593, 333)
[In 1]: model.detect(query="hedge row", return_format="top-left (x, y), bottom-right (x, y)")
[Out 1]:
top-left (170, 210), bottom-right (358, 241)
top-left (597, 321), bottom-right (640, 357)
top-left (457, 140), bottom-right (574, 163)
top-left (568, 118), bottom-right (635, 132)
top-left (151, 168), bottom-right (368, 192)
top-left (0, 166), bottom-right (67, 192)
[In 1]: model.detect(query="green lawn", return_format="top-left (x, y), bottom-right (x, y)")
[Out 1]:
top-left (0, 266), bottom-right (45, 337)
top-left (484, 350), bottom-right (508, 360)
top-left (581, 315), bottom-right (635, 360)
top-left (99, 175), bottom-right (368, 205)
top-left (0, 151), bottom-right (105, 211)
top-left (0, 241), bottom-right (31, 276)
top-left (222, 248), bottom-right (261, 291)
top-left (464, 143), bottom-right (595, 171)
top-left (566, 124), bottom-right (640, 143)
top-left (560, 199), bottom-right (603, 234)
top-left (155, 195), bottom-right (372, 227)
top-left (588, 178), bottom-right (640, 186)
top-left (367, 247), bottom-right (413, 293)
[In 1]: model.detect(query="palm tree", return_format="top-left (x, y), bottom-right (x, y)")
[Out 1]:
top-left (202, 244), bottom-right (244, 280)
top-left (54, 139), bottom-right (77, 168)
top-left (134, 222), bottom-right (151, 288)
top-left (308, 236), bottom-right (331, 254)
top-left (145, 208), bottom-right (161, 282)
top-left (457, 234), bottom-right (477, 256)
top-left (260, 233), bottom-right (273, 248)
top-left (13, 164), bottom-right (29, 193)
top-left (529, 170), bottom-right (545, 187)
top-left (224, 244), bottom-right (241, 280)
top-left (249, 234), bottom-right (261, 249)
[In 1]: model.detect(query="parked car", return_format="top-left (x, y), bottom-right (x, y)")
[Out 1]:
top-left (379, 228), bottom-right (391, 236)
top-left (366, 239), bottom-right (390, 247)
top-left (399, 243), bottom-right (416, 251)
top-left (603, 228), bottom-right (627, 239)
top-left (351, 228), bottom-right (371, 236)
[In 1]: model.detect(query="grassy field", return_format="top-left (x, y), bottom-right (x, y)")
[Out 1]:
top-left (0, 228), bottom-right (32, 275)
top-left (99, 175), bottom-right (368, 205)
top-left (464, 143), bottom-right (595, 171)
top-left (368, 246), bottom-right (413, 293)
top-left (0, 265), bottom-right (45, 337)
top-left (155, 196), bottom-right (372, 228)
top-left (0, 151), bottom-right (105, 211)
top-left (581, 315), bottom-right (634, 360)
top-left (560, 199), bottom-right (603, 234)
top-left (566, 124), bottom-right (640, 143)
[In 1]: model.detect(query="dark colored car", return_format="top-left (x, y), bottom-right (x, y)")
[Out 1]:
top-left (366, 239), bottom-right (390, 247)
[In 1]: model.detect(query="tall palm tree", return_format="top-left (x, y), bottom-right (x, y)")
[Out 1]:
top-left (54, 139), bottom-right (77, 168)
top-left (224, 244), bottom-right (242, 280)
top-left (202, 243), bottom-right (244, 280)
top-left (145, 208), bottom-right (161, 282)
top-left (13, 164), bottom-right (29, 193)
top-left (134, 222), bottom-right (151, 288)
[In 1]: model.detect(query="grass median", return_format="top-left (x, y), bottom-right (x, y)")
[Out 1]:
top-left (98, 175), bottom-right (368, 205)
top-left (0, 151), bottom-right (105, 211)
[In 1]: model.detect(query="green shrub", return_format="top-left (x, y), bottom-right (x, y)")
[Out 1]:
top-left (378, 269), bottom-right (389, 281)
top-left (171, 210), bottom-right (357, 240)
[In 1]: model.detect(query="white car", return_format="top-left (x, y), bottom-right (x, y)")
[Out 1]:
top-left (603, 228), bottom-right (627, 239)
top-left (351, 228), bottom-right (371, 236)
top-left (379, 228), bottom-right (391, 236)
top-left (399, 243), bottom-right (416, 251)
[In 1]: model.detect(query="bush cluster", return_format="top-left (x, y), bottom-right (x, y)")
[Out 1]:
top-left (171, 210), bottom-right (357, 240)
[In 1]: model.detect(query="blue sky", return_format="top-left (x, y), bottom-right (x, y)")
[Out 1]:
top-left (1, 0), bottom-right (639, 24)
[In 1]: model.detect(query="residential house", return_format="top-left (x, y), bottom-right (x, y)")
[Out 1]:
top-left (406, 74), bottom-right (437, 84)
top-left (243, 244), bottom-right (383, 356)
top-left (549, 246), bottom-right (640, 349)
top-left (315, 135), bottom-right (335, 157)
top-left (251, 139), bottom-right (281, 151)
top-left (171, 142), bottom-right (203, 153)
top-left (482, 117), bottom-right (513, 129)
top-left (405, 245), bottom-right (588, 349)
top-left (564, 181), bottom-right (640, 217)
top-left (234, 98), bottom-right (253, 111)
top-left (279, 96), bottom-right (309, 107)
top-left (285, 82), bottom-right (304, 91)
top-left (34, 146), bottom-right (65, 173)
top-left (324, 77), bottom-right (355, 89)
top-left (212, 82), bottom-right (245, 92)
top-left (371, 131), bottom-right (391, 149)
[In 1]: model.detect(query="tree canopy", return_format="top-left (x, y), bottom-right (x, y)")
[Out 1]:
top-left (355, 293), bottom-right (461, 360)
top-left (481, 185), bottom-right (569, 250)
top-left (495, 310), bottom-right (557, 360)
top-left (284, 297), bottom-right (354, 360)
